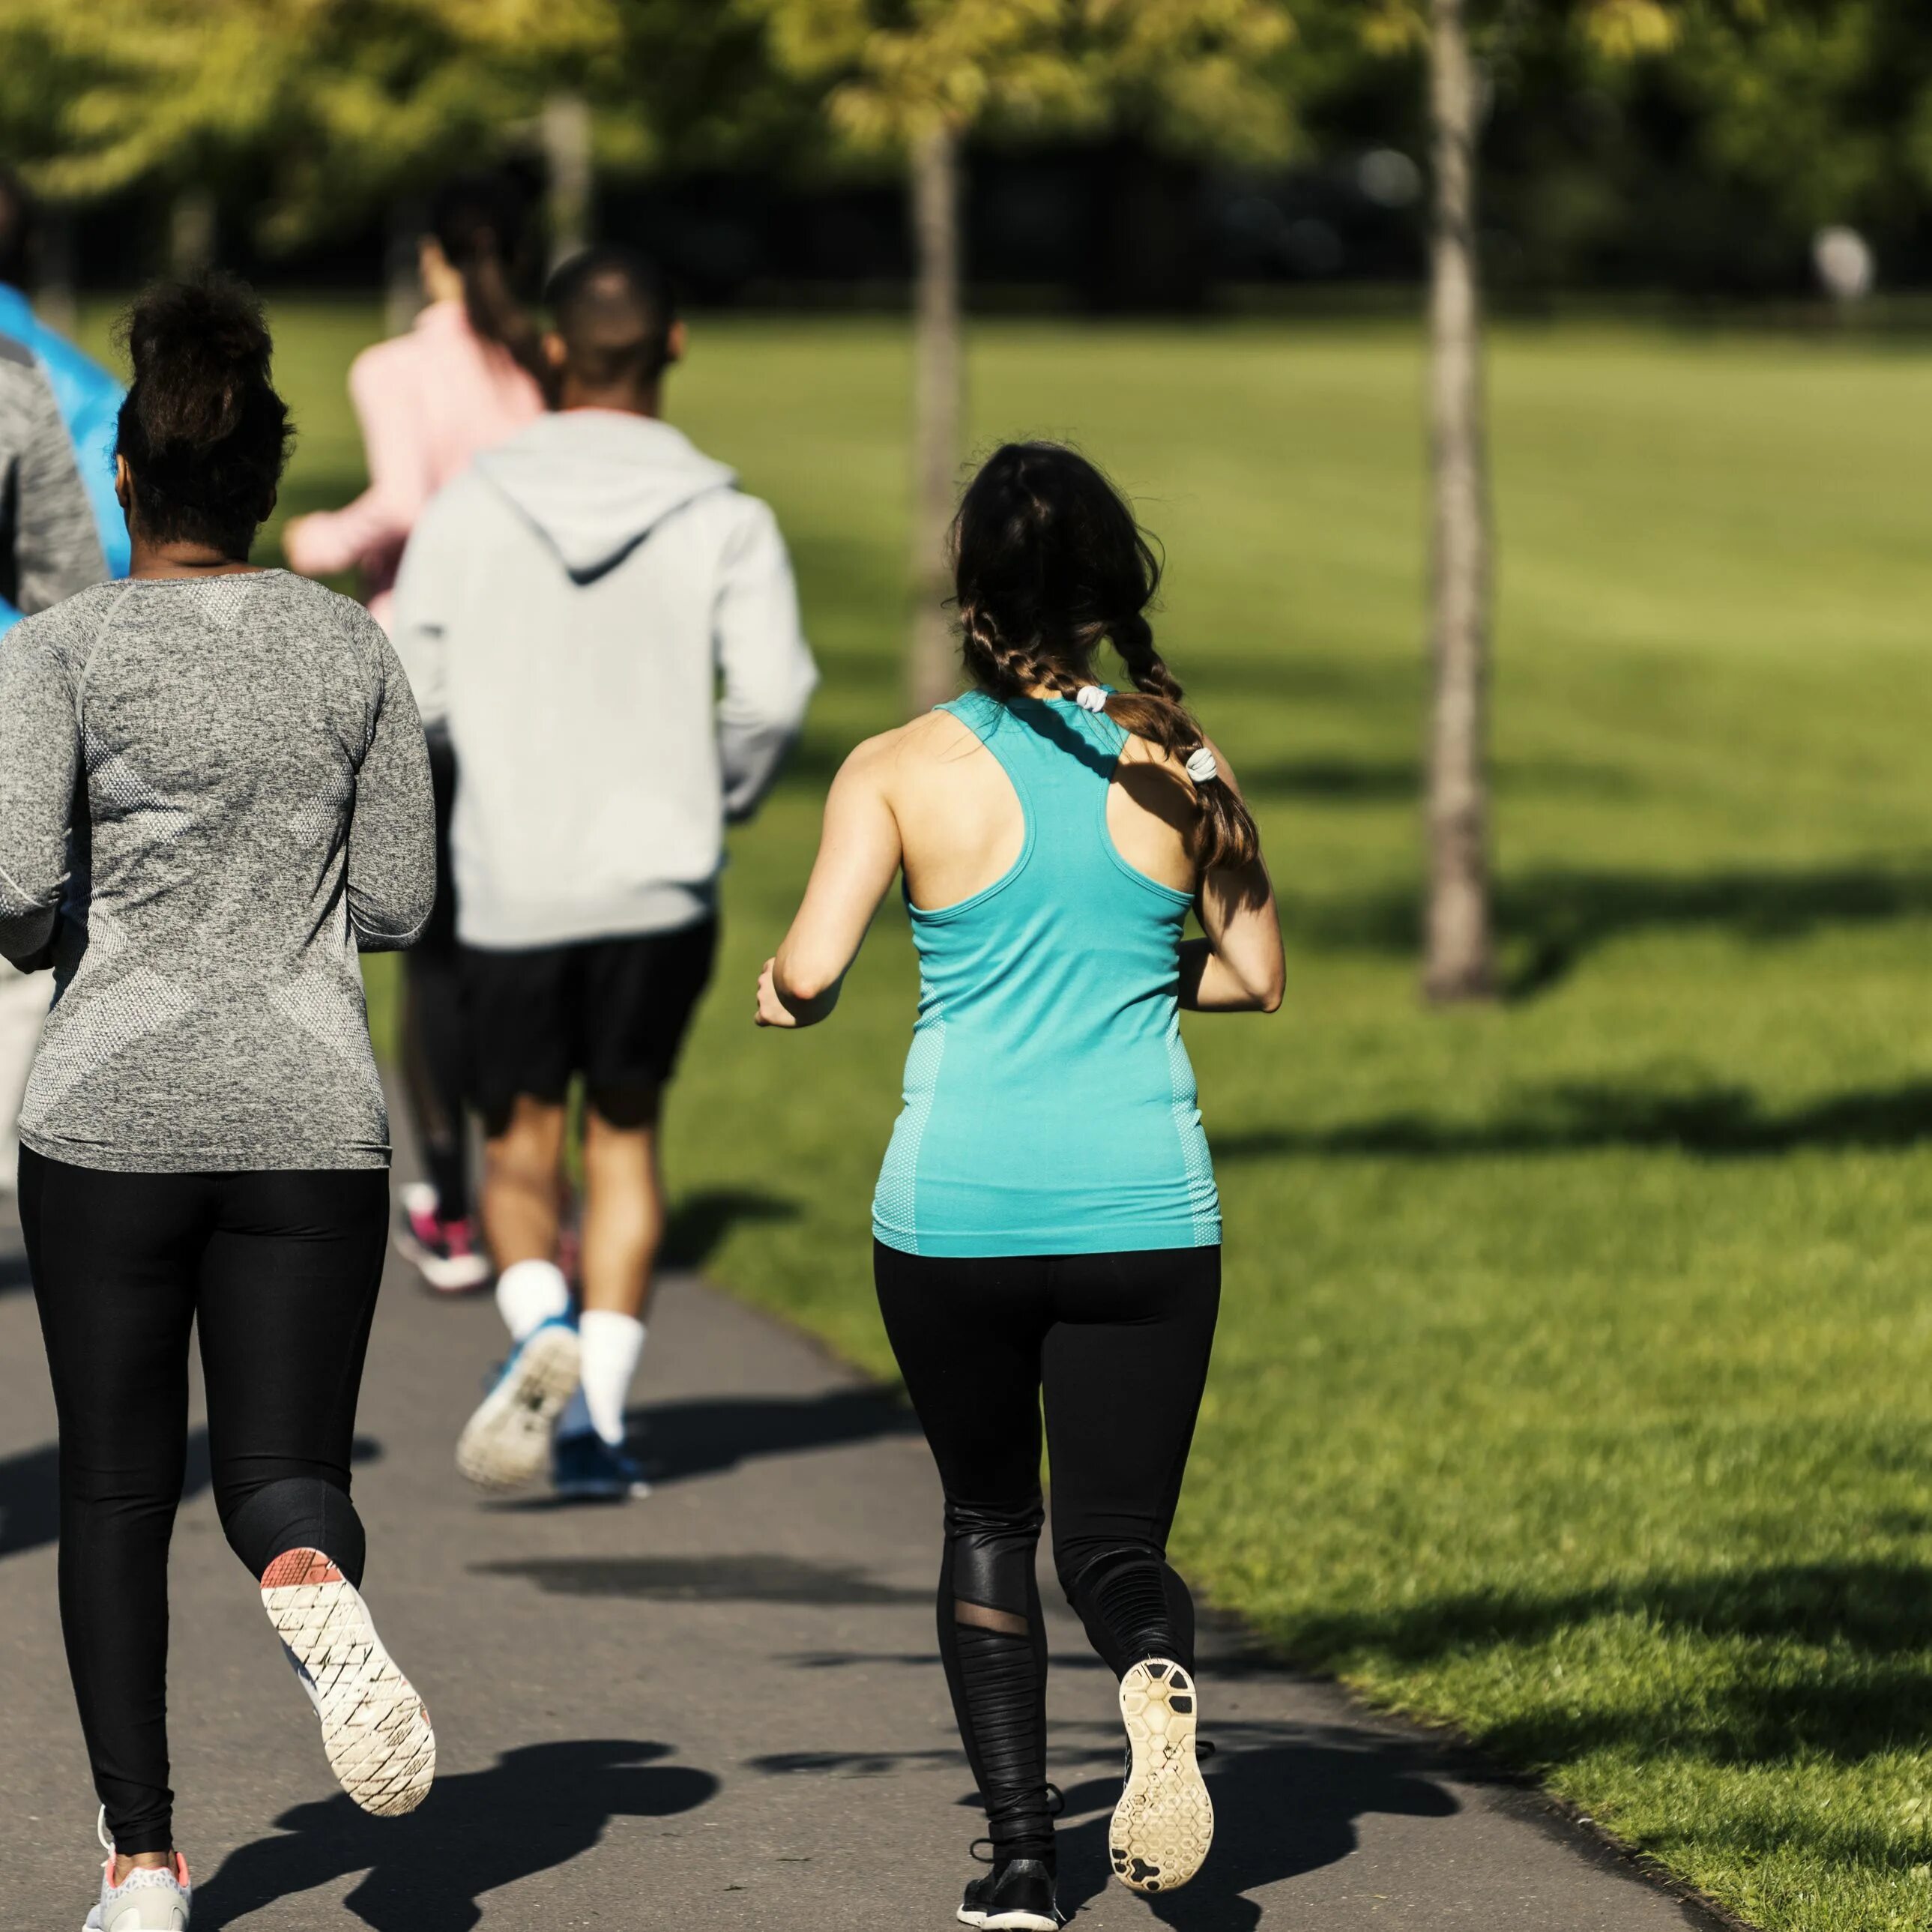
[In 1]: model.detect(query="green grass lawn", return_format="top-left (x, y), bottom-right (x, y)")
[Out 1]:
top-left (88, 295), bottom-right (1932, 1930)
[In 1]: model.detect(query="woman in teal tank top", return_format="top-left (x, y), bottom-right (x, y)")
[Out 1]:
top-left (756, 443), bottom-right (1282, 1930)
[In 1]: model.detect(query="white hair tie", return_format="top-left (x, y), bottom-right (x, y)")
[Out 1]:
top-left (1074, 685), bottom-right (1108, 713)
top-left (1186, 746), bottom-right (1219, 785)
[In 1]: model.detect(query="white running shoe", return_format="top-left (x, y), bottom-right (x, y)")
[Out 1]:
top-left (259, 1548), bottom-right (435, 1817)
top-left (1108, 1658), bottom-right (1213, 1895)
top-left (456, 1315), bottom-right (581, 1493)
top-left (394, 1182), bottom-right (492, 1295)
top-left (85, 1809), bottom-right (190, 1931)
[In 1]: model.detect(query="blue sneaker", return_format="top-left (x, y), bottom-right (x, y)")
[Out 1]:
top-left (456, 1316), bottom-right (580, 1494)
top-left (552, 1431), bottom-right (652, 1501)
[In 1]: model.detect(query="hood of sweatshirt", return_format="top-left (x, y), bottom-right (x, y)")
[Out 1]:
top-left (472, 410), bottom-right (738, 583)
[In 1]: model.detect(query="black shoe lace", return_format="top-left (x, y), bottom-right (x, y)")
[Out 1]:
top-left (970, 1785), bottom-right (1064, 1867)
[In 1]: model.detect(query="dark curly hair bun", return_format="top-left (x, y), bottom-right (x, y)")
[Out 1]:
top-left (115, 273), bottom-right (294, 559)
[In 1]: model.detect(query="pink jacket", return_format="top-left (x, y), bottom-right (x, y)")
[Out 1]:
top-left (283, 301), bottom-right (544, 628)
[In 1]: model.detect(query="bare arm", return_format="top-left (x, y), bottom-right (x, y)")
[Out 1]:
top-left (755, 733), bottom-right (905, 1029)
top-left (1177, 741), bottom-right (1284, 1013)
top-left (715, 497), bottom-right (818, 823)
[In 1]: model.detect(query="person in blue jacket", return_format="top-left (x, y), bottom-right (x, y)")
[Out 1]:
top-left (0, 168), bottom-right (129, 632)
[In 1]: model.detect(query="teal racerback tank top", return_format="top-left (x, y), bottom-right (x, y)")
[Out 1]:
top-left (872, 689), bottom-right (1220, 1258)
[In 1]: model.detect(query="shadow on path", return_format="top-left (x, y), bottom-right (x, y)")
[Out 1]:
top-left (193, 1739), bottom-right (718, 1931)
top-left (0, 1432), bottom-right (380, 1561)
top-left (661, 1187), bottom-right (799, 1270)
top-left (474, 1552), bottom-right (926, 1606)
top-left (633, 1386), bottom-right (919, 1485)
top-left (1051, 1724), bottom-right (1459, 1928)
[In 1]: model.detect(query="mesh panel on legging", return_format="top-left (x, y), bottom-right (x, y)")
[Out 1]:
top-left (938, 1496), bottom-right (1054, 1863)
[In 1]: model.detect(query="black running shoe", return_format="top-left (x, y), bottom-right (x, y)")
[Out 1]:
top-left (957, 1858), bottom-right (1060, 1931)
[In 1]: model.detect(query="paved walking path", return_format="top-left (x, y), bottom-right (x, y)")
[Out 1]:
top-left (0, 1207), bottom-right (1727, 1930)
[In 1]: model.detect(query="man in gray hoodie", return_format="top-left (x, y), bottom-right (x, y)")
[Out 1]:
top-left (392, 245), bottom-right (816, 1500)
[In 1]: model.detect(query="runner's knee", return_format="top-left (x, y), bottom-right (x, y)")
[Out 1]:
top-left (218, 1473), bottom-right (366, 1587)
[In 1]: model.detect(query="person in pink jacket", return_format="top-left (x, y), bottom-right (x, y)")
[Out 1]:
top-left (285, 172), bottom-right (544, 1294)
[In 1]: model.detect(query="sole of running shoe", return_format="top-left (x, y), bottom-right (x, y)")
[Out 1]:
top-left (260, 1548), bottom-right (435, 1817)
top-left (455, 1322), bottom-right (581, 1492)
top-left (956, 1909), bottom-right (1058, 1931)
top-left (1110, 1658), bottom-right (1213, 1894)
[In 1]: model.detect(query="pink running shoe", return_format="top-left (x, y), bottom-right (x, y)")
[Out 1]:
top-left (395, 1182), bottom-right (492, 1294)
top-left (86, 1805), bottom-right (190, 1929)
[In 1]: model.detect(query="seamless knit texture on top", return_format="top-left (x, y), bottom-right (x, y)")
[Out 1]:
top-left (391, 410), bottom-right (818, 950)
top-left (0, 570), bottom-right (435, 1171)
top-left (872, 691), bottom-right (1220, 1258)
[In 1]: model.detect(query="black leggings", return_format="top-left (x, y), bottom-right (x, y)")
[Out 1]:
top-left (20, 1149), bottom-right (389, 1854)
top-left (874, 1241), bottom-right (1220, 1867)
top-left (400, 731), bottom-right (469, 1213)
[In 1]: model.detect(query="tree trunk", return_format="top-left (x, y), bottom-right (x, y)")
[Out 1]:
top-left (543, 91), bottom-right (594, 274)
top-left (169, 187), bottom-right (216, 278)
top-left (1422, 0), bottom-right (1497, 1003)
top-left (906, 121), bottom-right (965, 716)
top-left (35, 204), bottom-right (78, 338)
top-left (384, 196), bottom-right (425, 339)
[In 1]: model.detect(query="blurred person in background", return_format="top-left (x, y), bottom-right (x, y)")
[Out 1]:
top-left (284, 172), bottom-right (546, 1297)
top-left (0, 166), bottom-right (127, 1197)
top-left (393, 244), bottom-right (817, 1503)
top-left (0, 166), bottom-right (130, 616)
top-left (0, 274), bottom-right (437, 1932)
top-left (755, 443), bottom-right (1283, 1930)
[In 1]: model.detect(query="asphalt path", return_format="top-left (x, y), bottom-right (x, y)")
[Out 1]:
top-left (0, 1195), bottom-right (1731, 1929)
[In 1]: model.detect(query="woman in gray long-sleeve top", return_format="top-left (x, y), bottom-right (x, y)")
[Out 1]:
top-left (0, 276), bottom-right (438, 1929)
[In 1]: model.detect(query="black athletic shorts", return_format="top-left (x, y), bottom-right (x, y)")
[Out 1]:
top-left (462, 919), bottom-right (717, 1132)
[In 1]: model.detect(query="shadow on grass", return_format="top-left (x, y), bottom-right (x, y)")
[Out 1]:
top-left (193, 1739), bottom-right (716, 1931)
top-left (1292, 1560), bottom-right (1932, 1778)
top-left (1236, 755), bottom-right (1637, 806)
top-left (1282, 860), bottom-right (1932, 997)
top-left (1217, 1078), bottom-right (1932, 1163)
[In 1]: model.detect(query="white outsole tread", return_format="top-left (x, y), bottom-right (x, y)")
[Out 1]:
top-left (1110, 1658), bottom-right (1213, 1895)
top-left (456, 1324), bottom-right (581, 1492)
top-left (261, 1555), bottom-right (435, 1817)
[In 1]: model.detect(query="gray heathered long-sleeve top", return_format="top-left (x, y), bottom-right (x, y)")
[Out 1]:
top-left (0, 333), bottom-right (107, 617)
top-left (0, 570), bottom-right (435, 1172)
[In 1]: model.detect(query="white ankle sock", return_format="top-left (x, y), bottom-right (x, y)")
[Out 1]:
top-left (577, 1309), bottom-right (646, 1448)
top-left (496, 1258), bottom-right (571, 1343)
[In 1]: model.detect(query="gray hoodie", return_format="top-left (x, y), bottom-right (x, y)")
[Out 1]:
top-left (391, 409), bottom-right (817, 950)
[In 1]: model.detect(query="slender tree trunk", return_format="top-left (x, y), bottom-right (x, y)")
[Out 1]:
top-left (907, 121), bottom-right (965, 716)
top-left (1422, 0), bottom-right (1497, 1003)
top-left (543, 91), bottom-right (594, 274)
top-left (35, 204), bottom-right (78, 337)
top-left (384, 196), bottom-right (425, 339)
top-left (169, 187), bottom-right (216, 278)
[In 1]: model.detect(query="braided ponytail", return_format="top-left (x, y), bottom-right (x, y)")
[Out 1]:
top-left (952, 441), bottom-right (1261, 872)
